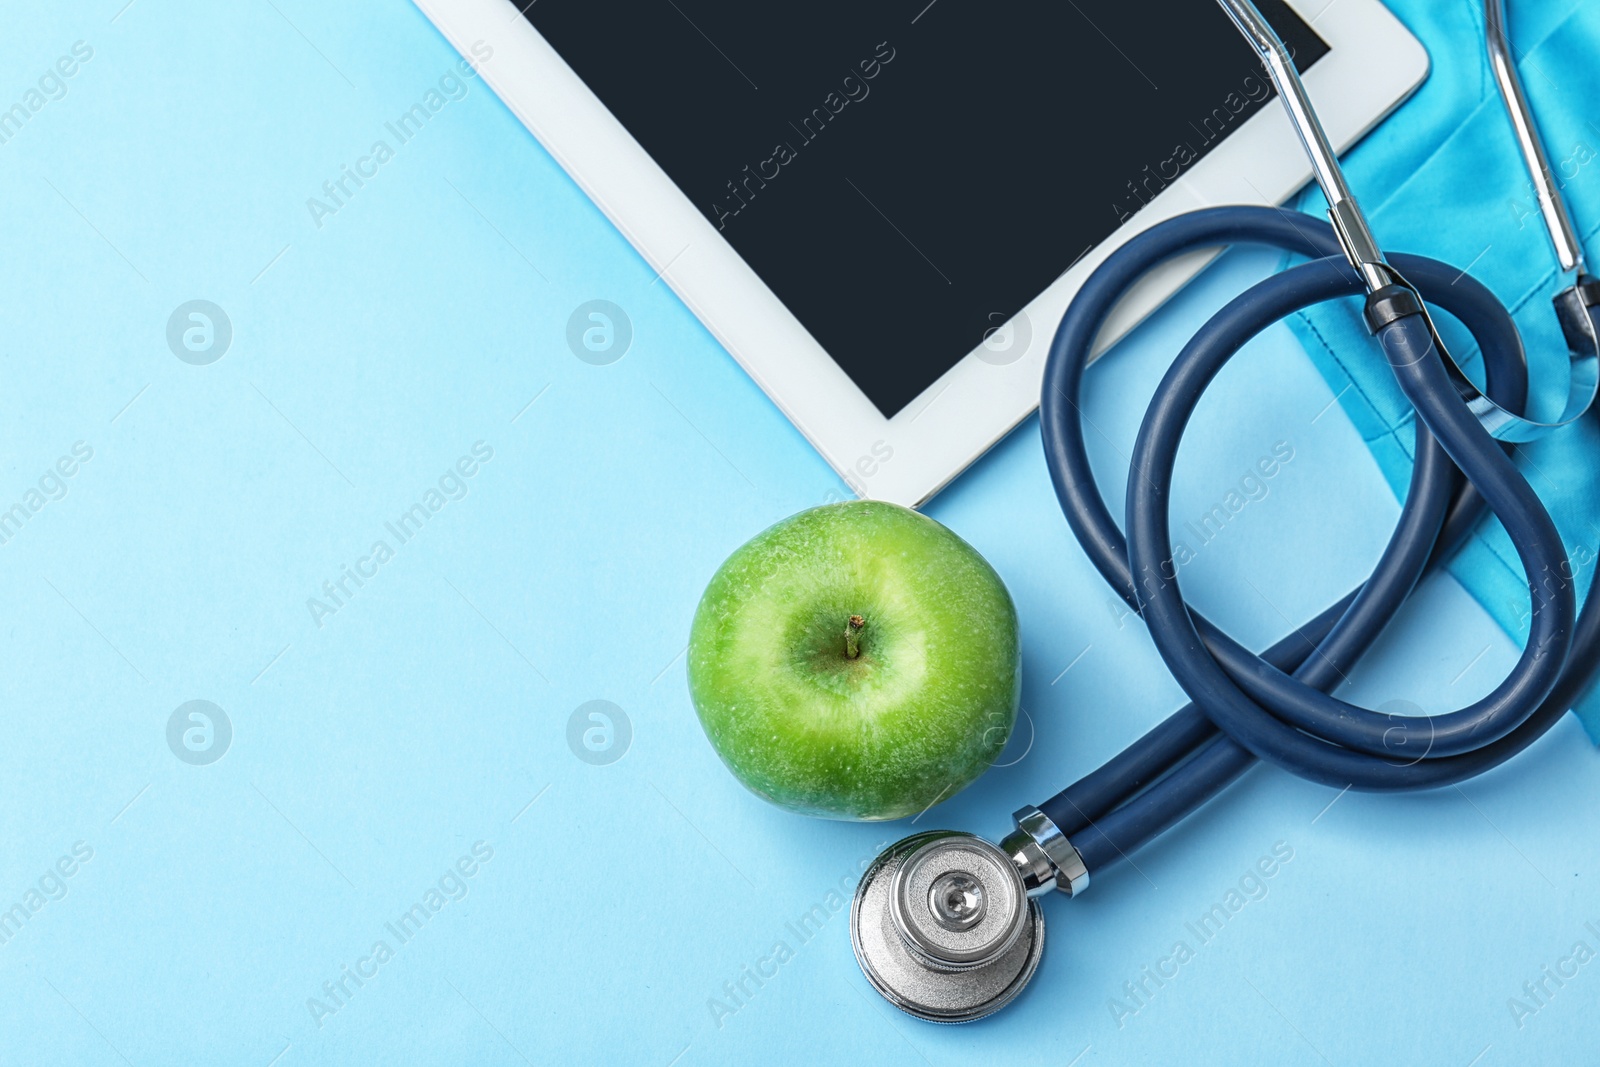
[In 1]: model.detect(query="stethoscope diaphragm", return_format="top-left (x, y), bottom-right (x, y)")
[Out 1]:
top-left (850, 831), bottom-right (1044, 1023)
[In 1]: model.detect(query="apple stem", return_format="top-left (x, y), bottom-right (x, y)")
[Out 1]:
top-left (845, 615), bottom-right (865, 659)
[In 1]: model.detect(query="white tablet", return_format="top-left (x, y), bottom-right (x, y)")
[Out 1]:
top-left (417, 0), bottom-right (1427, 506)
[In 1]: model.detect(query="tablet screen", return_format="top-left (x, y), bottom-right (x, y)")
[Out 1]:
top-left (525, 1), bottom-right (1327, 417)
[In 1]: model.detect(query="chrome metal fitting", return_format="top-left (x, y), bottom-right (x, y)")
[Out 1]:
top-left (1001, 805), bottom-right (1089, 898)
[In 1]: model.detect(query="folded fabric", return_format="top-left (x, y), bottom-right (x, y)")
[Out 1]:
top-left (1284, 0), bottom-right (1600, 740)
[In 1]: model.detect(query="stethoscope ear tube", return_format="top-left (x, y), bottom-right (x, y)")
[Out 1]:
top-left (1222, 0), bottom-right (1597, 442)
top-left (1486, 0), bottom-right (1588, 276)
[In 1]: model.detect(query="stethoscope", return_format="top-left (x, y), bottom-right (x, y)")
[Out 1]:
top-left (850, 0), bottom-right (1600, 1023)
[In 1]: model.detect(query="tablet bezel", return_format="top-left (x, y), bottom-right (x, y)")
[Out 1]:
top-left (416, 0), bottom-right (1428, 506)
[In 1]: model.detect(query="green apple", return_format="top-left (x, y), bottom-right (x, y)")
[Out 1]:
top-left (687, 500), bottom-right (1020, 821)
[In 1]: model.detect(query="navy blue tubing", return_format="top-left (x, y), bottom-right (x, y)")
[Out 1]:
top-left (1035, 206), bottom-right (1599, 874)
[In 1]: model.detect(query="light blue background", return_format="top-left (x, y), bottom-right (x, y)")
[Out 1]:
top-left (0, 1), bottom-right (1596, 1064)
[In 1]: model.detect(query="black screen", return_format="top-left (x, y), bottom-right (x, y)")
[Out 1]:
top-left (527, 1), bottom-right (1327, 417)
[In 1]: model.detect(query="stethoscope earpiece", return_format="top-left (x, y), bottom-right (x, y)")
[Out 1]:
top-left (850, 831), bottom-right (1045, 1023)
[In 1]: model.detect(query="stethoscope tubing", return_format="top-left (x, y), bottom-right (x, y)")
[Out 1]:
top-left (1037, 205), bottom-right (1600, 875)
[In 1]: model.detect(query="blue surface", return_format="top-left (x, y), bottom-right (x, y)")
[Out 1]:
top-left (0, 1), bottom-right (1596, 1064)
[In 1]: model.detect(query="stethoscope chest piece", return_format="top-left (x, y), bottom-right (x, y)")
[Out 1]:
top-left (850, 831), bottom-right (1044, 1023)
